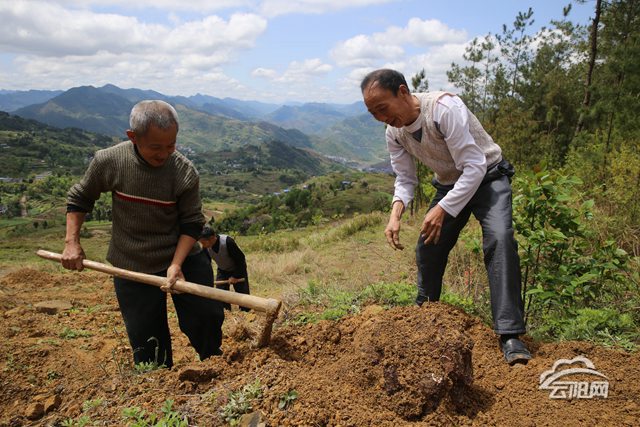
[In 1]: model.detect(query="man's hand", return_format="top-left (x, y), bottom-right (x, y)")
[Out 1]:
top-left (162, 264), bottom-right (184, 294)
top-left (228, 276), bottom-right (240, 285)
top-left (421, 204), bottom-right (447, 245)
top-left (61, 242), bottom-right (86, 271)
top-left (385, 201), bottom-right (405, 250)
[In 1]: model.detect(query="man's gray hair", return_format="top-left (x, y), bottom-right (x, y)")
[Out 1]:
top-left (129, 100), bottom-right (179, 135)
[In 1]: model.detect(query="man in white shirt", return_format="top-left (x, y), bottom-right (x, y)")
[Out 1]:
top-left (361, 68), bottom-right (531, 365)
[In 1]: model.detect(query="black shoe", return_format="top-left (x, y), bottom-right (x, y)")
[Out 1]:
top-left (500, 335), bottom-right (532, 365)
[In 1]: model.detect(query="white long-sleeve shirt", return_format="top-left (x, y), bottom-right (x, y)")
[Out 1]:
top-left (386, 94), bottom-right (490, 218)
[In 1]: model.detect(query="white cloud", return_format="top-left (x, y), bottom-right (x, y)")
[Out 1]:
top-left (0, 3), bottom-right (267, 57)
top-left (250, 58), bottom-right (332, 83)
top-left (391, 18), bottom-right (467, 45)
top-left (331, 35), bottom-right (404, 67)
top-left (244, 59), bottom-right (334, 102)
top-left (0, 1), bottom-right (161, 56)
top-left (259, 0), bottom-right (397, 18)
top-left (37, 0), bottom-right (398, 16)
top-left (0, 1), bottom-right (268, 97)
top-left (37, 0), bottom-right (254, 13)
top-left (252, 67), bottom-right (278, 79)
top-left (0, 1), bottom-right (478, 103)
top-left (279, 58), bottom-right (332, 82)
top-left (331, 18), bottom-right (467, 68)
top-left (165, 14), bottom-right (267, 53)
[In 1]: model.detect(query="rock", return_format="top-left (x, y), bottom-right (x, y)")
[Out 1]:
top-left (25, 402), bottom-right (44, 420)
top-left (4, 306), bottom-right (27, 317)
top-left (177, 366), bottom-right (220, 383)
top-left (44, 394), bottom-right (62, 413)
top-left (34, 300), bottom-right (72, 314)
top-left (238, 411), bottom-right (265, 427)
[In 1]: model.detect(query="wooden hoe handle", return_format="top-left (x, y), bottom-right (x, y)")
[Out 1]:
top-left (36, 249), bottom-right (280, 315)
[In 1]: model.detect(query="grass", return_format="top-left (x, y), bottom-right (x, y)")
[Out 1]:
top-left (59, 327), bottom-right (93, 339)
top-left (2, 199), bottom-right (637, 351)
top-left (0, 220), bottom-right (111, 271)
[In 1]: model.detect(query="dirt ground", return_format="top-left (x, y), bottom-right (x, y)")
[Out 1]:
top-left (1, 268), bottom-right (639, 426)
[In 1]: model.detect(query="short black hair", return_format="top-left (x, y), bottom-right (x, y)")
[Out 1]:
top-left (199, 225), bottom-right (217, 239)
top-left (360, 69), bottom-right (408, 96)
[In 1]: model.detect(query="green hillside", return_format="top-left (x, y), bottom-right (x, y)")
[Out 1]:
top-left (216, 171), bottom-right (394, 234)
top-left (14, 86), bottom-right (133, 136)
top-left (313, 113), bottom-right (388, 164)
top-left (0, 111), bottom-right (114, 177)
top-left (195, 139), bottom-right (347, 203)
top-left (176, 105), bottom-right (312, 152)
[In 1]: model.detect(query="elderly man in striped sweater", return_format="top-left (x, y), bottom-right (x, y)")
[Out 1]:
top-left (61, 100), bottom-right (224, 368)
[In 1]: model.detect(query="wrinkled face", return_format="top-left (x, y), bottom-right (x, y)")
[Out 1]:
top-left (363, 82), bottom-right (418, 128)
top-left (127, 123), bottom-right (177, 167)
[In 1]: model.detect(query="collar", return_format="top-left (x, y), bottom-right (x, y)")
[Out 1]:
top-left (212, 238), bottom-right (220, 253)
top-left (403, 95), bottom-right (423, 132)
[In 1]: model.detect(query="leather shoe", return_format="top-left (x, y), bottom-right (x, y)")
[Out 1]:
top-left (500, 337), bottom-right (532, 365)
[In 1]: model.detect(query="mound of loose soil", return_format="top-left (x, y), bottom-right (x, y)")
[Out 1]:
top-left (1, 268), bottom-right (639, 426)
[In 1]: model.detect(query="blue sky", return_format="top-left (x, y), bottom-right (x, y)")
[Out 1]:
top-left (0, 0), bottom-right (596, 104)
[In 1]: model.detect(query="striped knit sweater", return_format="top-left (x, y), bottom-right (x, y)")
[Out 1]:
top-left (67, 141), bottom-right (204, 273)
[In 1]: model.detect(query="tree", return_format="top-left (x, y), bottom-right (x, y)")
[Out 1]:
top-left (411, 69), bottom-right (429, 93)
top-left (495, 7), bottom-right (536, 99)
top-left (409, 70), bottom-right (432, 215)
top-left (575, 0), bottom-right (603, 135)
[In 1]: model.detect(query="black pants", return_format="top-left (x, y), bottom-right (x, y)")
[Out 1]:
top-left (114, 250), bottom-right (225, 368)
top-left (216, 269), bottom-right (250, 312)
top-left (416, 160), bottom-right (526, 335)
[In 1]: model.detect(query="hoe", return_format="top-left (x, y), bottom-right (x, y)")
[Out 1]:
top-left (36, 249), bottom-right (282, 347)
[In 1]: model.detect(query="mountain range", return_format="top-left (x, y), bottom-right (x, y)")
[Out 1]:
top-left (0, 110), bottom-right (343, 192)
top-left (1, 84), bottom-right (388, 165)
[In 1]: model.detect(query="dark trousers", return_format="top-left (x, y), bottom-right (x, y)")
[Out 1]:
top-left (216, 269), bottom-right (250, 312)
top-left (114, 250), bottom-right (225, 368)
top-left (416, 160), bottom-right (526, 335)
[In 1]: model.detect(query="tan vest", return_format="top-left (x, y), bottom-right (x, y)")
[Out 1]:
top-left (389, 91), bottom-right (502, 185)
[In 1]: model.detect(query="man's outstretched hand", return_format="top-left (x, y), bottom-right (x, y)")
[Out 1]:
top-left (385, 201), bottom-right (405, 250)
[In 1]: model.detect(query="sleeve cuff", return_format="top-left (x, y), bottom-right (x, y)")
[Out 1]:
top-left (392, 195), bottom-right (410, 209)
top-left (180, 222), bottom-right (203, 240)
top-left (66, 204), bottom-right (89, 213)
top-left (437, 200), bottom-right (459, 218)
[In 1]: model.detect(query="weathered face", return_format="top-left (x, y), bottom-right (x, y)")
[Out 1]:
top-left (363, 82), bottom-right (418, 128)
top-left (199, 236), bottom-right (217, 249)
top-left (127, 123), bottom-right (177, 167)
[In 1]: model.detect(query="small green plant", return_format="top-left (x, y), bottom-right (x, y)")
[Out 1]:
top-left (278, 390), bottom-right (298, 410)
top-left (59, 327), bottom-right (92, 339)
top-left (60, 415), bottom-right (91, 427)
top-left (220, 379), bottom-right (264, 426)
top-left (134, 360), bottom-right (165, 374)
top-left (122, 399), bottom-right (187, 426)
top-left (46, 370), bottom-right (61, 381)
top-left (82, 398), bottom-right (103, 412)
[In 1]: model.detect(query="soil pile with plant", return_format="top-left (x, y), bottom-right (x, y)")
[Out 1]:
top-left (0, 268), bottom-right (639, 426)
